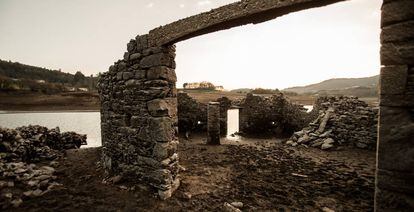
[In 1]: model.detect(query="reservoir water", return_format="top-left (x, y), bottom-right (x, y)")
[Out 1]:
top-left (0, 111), bottom-right (101, 147)
top-left (0, 105), bottom-right (313, 147)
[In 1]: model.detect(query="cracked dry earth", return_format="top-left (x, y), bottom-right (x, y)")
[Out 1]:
top-left (11, 135), bottom-right (375, 211)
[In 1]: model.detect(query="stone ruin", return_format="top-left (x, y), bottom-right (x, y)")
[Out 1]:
top-left (97, 0), bottom-right (414, 209)
top-left (239, 93), bottom-right (314, 136)
top-left (177, 92), bottom-right (232, 136)
top-left (287, 96), bottom-right (378, 150)
top-left (98, 43), bottom-right (180, 199)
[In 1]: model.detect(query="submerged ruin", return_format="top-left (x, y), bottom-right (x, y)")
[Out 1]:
top-left (97, 0), bottom-right (414, 210)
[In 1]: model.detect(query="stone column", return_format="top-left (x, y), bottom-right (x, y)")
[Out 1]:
top-left (207, 102), bottom-right (221, 145)
top-left (375, 1), bottom-right (414, 211)
top-left (98, 34), bottom-right (179, 200)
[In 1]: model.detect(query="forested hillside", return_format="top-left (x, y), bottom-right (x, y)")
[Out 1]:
top-left (0, 59), bottom-right (98, 93)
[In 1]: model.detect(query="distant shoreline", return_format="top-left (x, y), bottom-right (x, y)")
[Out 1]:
top-left (0, 110), bottom-right (99, 114)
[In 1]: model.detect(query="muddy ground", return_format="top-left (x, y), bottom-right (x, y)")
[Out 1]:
top-left (10, 135), bottom-right (375, 211)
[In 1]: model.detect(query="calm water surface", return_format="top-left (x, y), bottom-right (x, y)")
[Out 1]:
top-left (0, 112), bottom-right (101, 147)
top-left (0, 105), bottom-right (313, 147)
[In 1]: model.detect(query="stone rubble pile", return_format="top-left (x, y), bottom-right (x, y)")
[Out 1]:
top-left (286, 96), bottom-right (378, 150)
top-left (0, 125), bottom-right (87, 209)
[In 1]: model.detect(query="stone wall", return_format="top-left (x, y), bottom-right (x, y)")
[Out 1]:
top-left (97, 35), bottom-right (179, 199)
top-left (239, 93), bottom-right (312, 136)
top-left (376, 0), bottom-right (414, 210)
top-left (97, 0), bottom-right (414, 206)
top-left (177, 92), bottom-right (231, 135)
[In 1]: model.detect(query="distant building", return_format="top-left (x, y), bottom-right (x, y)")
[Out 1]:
top-left (36, 80), bottom-right (46, 84)
top-left (183, 81), bottom-right (223, 90)
top-left (215, 86), bottom-right (224, 91)
top-left (78, 87), bottom-right (89, 92)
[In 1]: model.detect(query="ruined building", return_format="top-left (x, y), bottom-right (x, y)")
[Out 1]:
top-left (98, 0), bottom-right (414, 210)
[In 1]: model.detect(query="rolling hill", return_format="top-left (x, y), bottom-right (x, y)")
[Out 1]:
top-left (283, 75), bottom-right (379, 95)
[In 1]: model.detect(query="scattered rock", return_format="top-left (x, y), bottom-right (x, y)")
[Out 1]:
top-left (0, 125), bottom-right (88, 208)
top-left (223, 202), bottom-right (242, 212)
top-left (11, 198), bottom-right (23, 207)
top-left (230, 201), bottom-right (244, 208)
top-left (287, 96), bottom-right (378, 150)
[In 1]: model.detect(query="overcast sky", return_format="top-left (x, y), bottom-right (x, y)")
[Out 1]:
top-left (0, 0), bottom-right (381, 89)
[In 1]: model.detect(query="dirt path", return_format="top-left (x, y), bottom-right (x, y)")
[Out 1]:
top-left (13, 135), bottom-right (375, 211)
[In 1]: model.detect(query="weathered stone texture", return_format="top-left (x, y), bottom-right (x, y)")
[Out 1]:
top-left (207, 102), bottom-right (221, 145)
top-left (147, 0), bottom-right (346, 46)
top-left (98, 0), bottom-right (413, 206)
top-left (288, 96), bottom-right (378, 150)
top-left (376, 2), bottom-right (414, 211)
top-left (239, 93), bottom-right (311, 136)
top-left (381, 42), bottom-right (414, 66)
top-left (381, 0), bottom-right (414, 27)
top-left (380, 65), bottom-right (408, 95)
top-left (177, 92), bottom-right (232, 135)
top-left (98, 43), bottom-right (179, 199)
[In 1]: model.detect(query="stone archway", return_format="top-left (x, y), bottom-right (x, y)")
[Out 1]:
top-left (97, 0), bottom-right (414, 210)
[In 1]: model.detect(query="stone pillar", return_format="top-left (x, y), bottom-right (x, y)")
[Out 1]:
top-left (375, 1), bottom-right (414, 211)
top-left (98, 34), bottom-right (179, 200)
top-left (207, 102), bottom-right (221, 145)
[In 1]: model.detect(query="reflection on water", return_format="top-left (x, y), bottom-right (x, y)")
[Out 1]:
top-left (0, 112), bottom-right (101, 147)
top-left (227, 109), bottom-right (240, 140)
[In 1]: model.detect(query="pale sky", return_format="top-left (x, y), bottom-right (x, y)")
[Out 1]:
top-left (0, 0), bottom-right (382, 89)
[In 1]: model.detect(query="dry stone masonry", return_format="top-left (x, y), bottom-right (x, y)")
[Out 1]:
top-left (97, 0), bottom-right (414, 208)
top-left (177, 93), bottom-right (232, 136)
top-left (207, 102), bottom-right (221, 145)
top-left (376, 0), bottom-right (414, 210)
top-left (287, 96), bottom-right (378, 150)
top-left (239, 93), bottom-right (313, 136)
top-left (98, 36), bottom-right (179, 199)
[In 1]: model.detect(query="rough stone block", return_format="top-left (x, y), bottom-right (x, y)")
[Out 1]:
top-left (381, 42), bottom-right (414, 65)
top-left (377, 106), bottom-right (414, 172)
top-left (207, 102), bottom-right (221, 145)
top-left (147, 98), bottom-right (177, 117)
top-left (377, 169), bottom-right (414, 194)
top-left (381, 0), bottom-right (414, 27)
top-left (381, 20), bottom-right (414, 43)
top-left (116, 72), bottom-right (124, 81)
top-left (125, 79), bottom-right (143, 88)
top-left (133, 70), bottom-right (146, 79)
top-left (158, 178), bottom-right (180, 200)
top-left (140, 53), bottom-right (174, 68)
top-left (152, 140), bottom-right (179, 160)
top-left (144, 80), bottom-right (170, 88)
top-left (149, 117), bottom-right (174, 142)
top-left (380, 65), bottom-right (408, 95)
top-left (129, 53), bottom-right (141, 61)
top-left (127, 39), bottom-right (136, 53)
top-left (131, 116), bottom-right (149, 128)
top-left (149, 169), bottom-right (173, 188)
top-left (147, 66), bottom-right (177, 82)
top-left (143, 47), bottom-right (163, 56)
top-left (118, 61), bottom-right (127, 71)
top-left (123, 52), bottom-right (130, 61)
top-left (375, 187), bottom-right (414, 211)
top-left (380, 94), bottom-right (414, 107)
top-left (136, 34), bottom-right (148, 52)
top-left (122, 72), bottom-right (134, 80)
